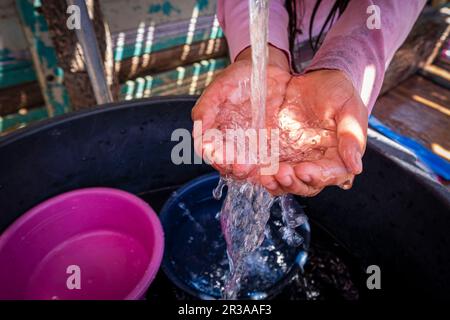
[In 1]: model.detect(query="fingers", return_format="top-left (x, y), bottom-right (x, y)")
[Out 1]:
top-left (261, 158), bottom-right (355, 197)
top-left (336, 92), bottom-right (368, 175)
top-left (191, 61), bottom-right (252, 129)
top-left (191, 78), bottom-right (227, 137)
top-left (201, 136), bottom-right (255, 178)
top-left (200, 131), bottom-right (233, 175)
top-left (191, 71), bottom-right (237, 175)
top-left (260, 175), bottom-right (285, 196)
top-left (273, 163), bottom-right (323, 197)
top-left (337, 175), bottom-right (355, 190)
top-left (338, 132), bottom-right (363, 174)
top-left (232, 163), bottom-right (255, 179)
top-left (293, 159), bottom-right (354, 190)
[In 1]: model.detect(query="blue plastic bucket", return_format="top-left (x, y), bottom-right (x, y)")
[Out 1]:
top-left (159, 173), bottom-right (310, 299)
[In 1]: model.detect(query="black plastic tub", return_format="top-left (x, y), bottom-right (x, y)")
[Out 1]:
top-left (0, 96), bottom-right (449, 300)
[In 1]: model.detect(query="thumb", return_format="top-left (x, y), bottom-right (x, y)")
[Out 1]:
top-left (336, 93), bottom-right (368, 175)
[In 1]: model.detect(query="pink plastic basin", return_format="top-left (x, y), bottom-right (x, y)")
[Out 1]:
top-left (0, 188), bottom-right (164, 300)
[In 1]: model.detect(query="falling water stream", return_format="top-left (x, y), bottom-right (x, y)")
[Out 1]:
top-left (217, 0), bottom-right (307, 300)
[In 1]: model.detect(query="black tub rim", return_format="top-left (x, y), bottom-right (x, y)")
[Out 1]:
top-left (1, 95), bottom-right (448, 206)
top-left (0, 95), bottom-right (198, 148)
top-left (0, 95), bottom-right (449, 299)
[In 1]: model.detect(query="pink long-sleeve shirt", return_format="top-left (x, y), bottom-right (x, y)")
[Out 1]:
top-left (217, 0), bottom-right (426, 112)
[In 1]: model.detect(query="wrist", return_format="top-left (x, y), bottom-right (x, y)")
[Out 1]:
top-left (235, 45), bottom-right (290, 72)
top-left (306, 68), bottom-right (355, 89)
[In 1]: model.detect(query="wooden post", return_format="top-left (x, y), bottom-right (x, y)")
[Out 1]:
top-left (380, 7), bottom-right (449, 95)
top-left (40, 0), bottom-right (119, 110)
top-left (16, 0), bottom-right (70, 117)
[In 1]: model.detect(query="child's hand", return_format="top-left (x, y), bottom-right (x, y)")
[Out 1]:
top-left (192, 46), bottom-right (367, 197)
top-left (191, 46), bottom-right (291, 178)
top-left (260, 69), bottom-right (368, 196)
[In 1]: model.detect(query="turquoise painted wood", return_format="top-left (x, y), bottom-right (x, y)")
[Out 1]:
top-left (0, 57), bottom-right (229, 133)
top-left (15, 0), bottom-right (70, 116)
top-left (1, 0), bottom-right (227, 133)
top-left (0, 60), bottom-right (36, 89)
top-left (0, 1), bottom-right (36, 89)
top-left (114, 28), bottom-right (223, 62)
top-left (120, 57), bottom-right (227, 99)
top-left (0, 106), bottom-right (48, 133)
top-left (108, 0), bottom-right (223, 61)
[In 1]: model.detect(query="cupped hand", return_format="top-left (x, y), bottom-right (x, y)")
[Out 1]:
top-left (192, 45), bottom-right (368, 197)
top-left (191, 46), bottom-right (291, 178)
top-left (260, 69), bottom-right (368, 196)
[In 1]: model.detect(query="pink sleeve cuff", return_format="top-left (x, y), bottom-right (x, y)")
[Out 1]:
top-left (305, 0), bottom-right (426, 113)
top-left (217, 0), bottom-right (291, 63)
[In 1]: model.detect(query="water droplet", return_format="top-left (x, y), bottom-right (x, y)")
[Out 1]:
top-left (280, 227), bottom-right (304, 247)
top-left (212, 177), bottom-right (227, 200)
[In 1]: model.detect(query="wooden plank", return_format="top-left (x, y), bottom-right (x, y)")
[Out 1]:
top-left (0, 57), bottom-right (227, 133)
top-left (40, 0), bottom-right (119, 110)
top-left (0, 0), bottom-right (29, 53)
top-left (0, 61), bottom-right (36, 89)
top-left (394, 75), bottom-right (450, 111)
top-left (111, 15), bottom-right (224, 61)
top-left (0, 106), bottom-right (48, 134)
top-left (380, 7), bottom-right (449, 95)
top-left (101, 0), bottom-right (217, 34)
top-left (15, 0), bottom-right (70, 116)
top-left (120, 57), bottom-right (227, 99)
top-left (0, 81), bottom-right (44, 116)
top-left (117, 37), bottom-right (227, 82)
top-left (121, 72), bottom-right (218, 100)
top-left (0, 39), bottom-right (226, 117)
top-left (373, 75), bottom-right (450, 160)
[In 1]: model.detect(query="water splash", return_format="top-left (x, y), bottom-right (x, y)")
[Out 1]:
top-left (217, 0), bottom-right (274, 300)
top-left (212, 0), bottom-right (311, 299)
top-left (215, 176), bottom-right (308, 299)
top-left (279, 195), bottom-right (308, 247)
top-left (249, 0), bottom-right (269, 131)
top-left (215, 177), bottom-right (273, 299)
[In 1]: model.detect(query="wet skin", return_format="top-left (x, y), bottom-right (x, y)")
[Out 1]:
top-left (192, 46), bottom-right (368, 197)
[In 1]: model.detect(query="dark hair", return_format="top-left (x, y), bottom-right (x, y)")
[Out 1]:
top-left (286, 0), bottom-right (350, 67)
